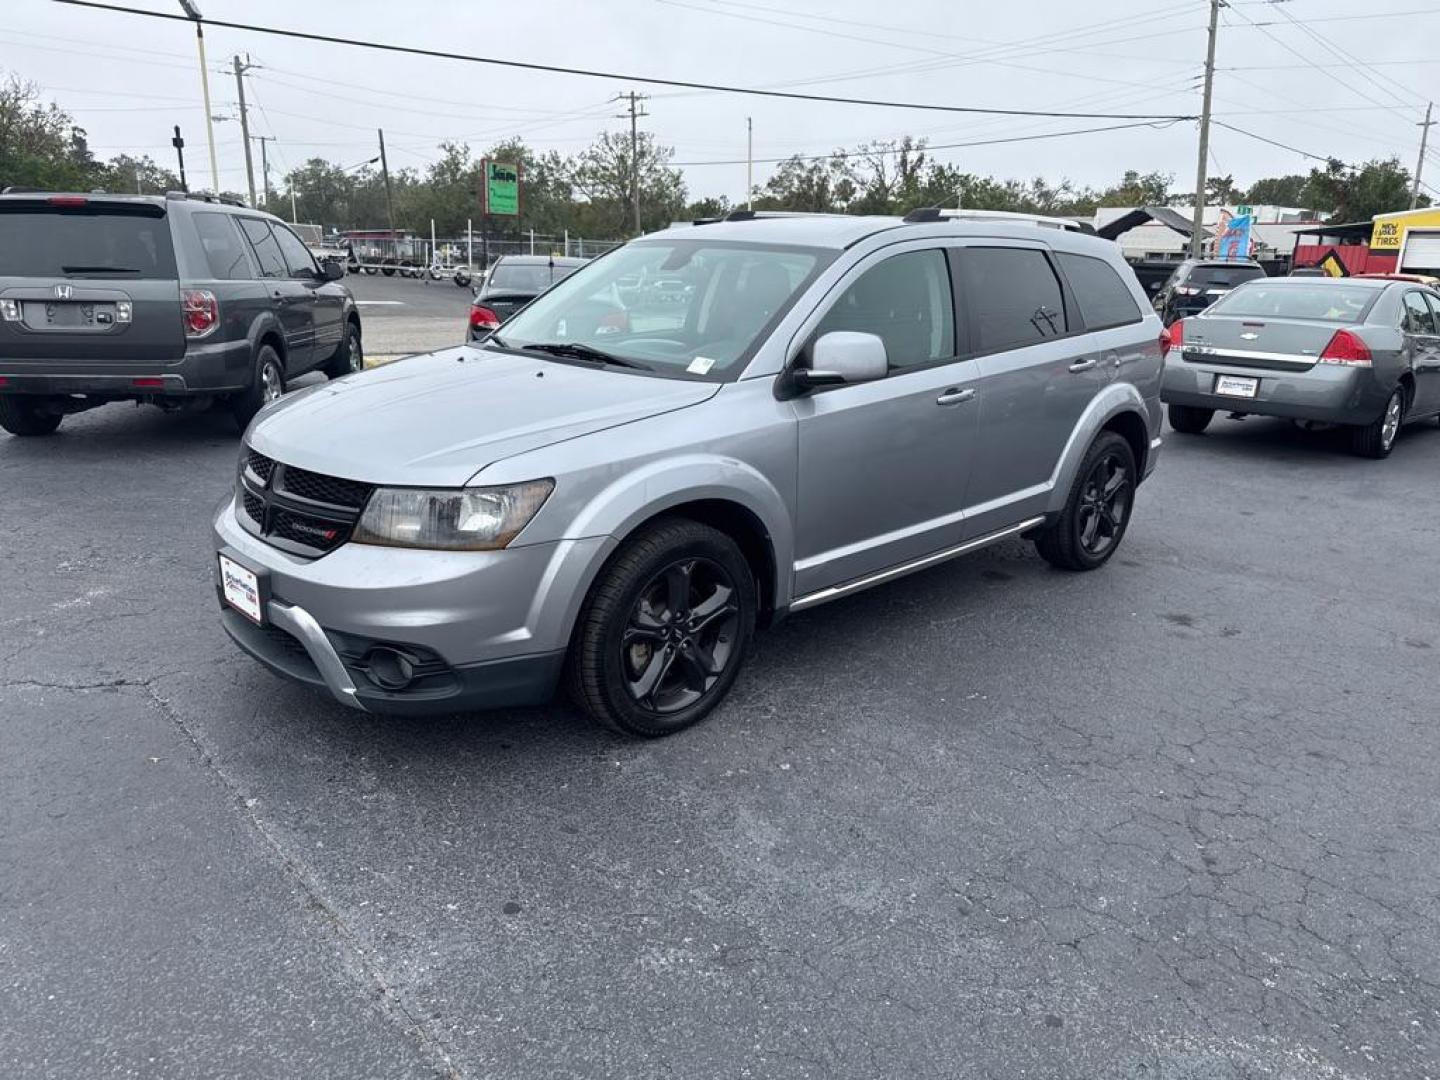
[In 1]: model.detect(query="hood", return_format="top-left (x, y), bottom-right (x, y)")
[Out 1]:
top-left (248, 346), bottom-right (720, 487)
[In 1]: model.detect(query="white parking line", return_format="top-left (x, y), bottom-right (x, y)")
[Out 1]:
top-left (354, 300), bottom-right (406, 306)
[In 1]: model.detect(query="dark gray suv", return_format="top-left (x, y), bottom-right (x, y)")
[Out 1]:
top-left (0, 189), bottom-right (362, 436)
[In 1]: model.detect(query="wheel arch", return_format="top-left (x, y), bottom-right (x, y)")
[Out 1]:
top-left (1045, 383), bottom-right (1155, 517)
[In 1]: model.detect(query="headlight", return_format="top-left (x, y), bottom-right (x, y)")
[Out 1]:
top-left (351, 479), bottom-right (554, 551)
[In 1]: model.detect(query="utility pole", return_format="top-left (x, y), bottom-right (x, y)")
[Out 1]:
top-left (746, 116), bottom-right (753, 210)
top-left (1411, 102), bottom-right (1434, 210)
top-left (233, 55), bottom-right (258, 207)
top-left (251, 134), bottom-right (275, 208)
top-left (178, 1), bottom-right (220, 193)
top-left (171, 125), bottom-right (188, 193)
top-left (378, 128), bottom-right (396, 239)
top-left (614, 91), bottom-right (649, 236)
top-left (1189, 0), bottom-right (1221, 258)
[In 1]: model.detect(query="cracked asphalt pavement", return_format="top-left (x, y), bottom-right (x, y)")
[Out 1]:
top-left (2, 400), bottom-right (1438, 1079)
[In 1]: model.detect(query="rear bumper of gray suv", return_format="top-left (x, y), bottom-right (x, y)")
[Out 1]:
top-left (0, 337), bottom-right (253, 396)
top-left (212, 496), bottom-right (615, 714)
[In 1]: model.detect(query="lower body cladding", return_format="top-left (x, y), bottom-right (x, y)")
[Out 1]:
top-left (1161, 354), bottom-right (1385, 425)
top-left (213, 497), bottom-right (614, 714)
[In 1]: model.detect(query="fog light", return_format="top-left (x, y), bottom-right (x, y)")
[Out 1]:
top-left (0, 299), bottom-right (19, 322)
top-left (363, 646), bottom-right (416, 690)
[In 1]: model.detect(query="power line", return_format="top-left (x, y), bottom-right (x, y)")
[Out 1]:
top-left (50, 0), bottom-right (1195, 122)
top-left (670, 119), bottom-right (1181, 167)
top-left (1211, 121), bottom-right (1335, 164)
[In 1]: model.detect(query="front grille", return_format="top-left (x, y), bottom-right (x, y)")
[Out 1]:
top-left (236, 445), bottom-right (371, 558)
top-left (278, 466), bottom-right (372, 509)
top-left (263, 621), bottom-right (310, 659)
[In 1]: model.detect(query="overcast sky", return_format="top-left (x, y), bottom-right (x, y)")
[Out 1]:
top-left (6, 0), bottom-right (1439, 209)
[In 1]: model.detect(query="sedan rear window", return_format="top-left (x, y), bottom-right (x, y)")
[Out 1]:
top-left (489, 263), bottom-right (580, 292)
top-left (0, 206), bottom-right (176, 278)
top-left (1206, 283), bottom-right (1380, 323)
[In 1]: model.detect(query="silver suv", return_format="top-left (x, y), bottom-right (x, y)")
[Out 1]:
top-left (213, 210), bottom-right (1164, 736)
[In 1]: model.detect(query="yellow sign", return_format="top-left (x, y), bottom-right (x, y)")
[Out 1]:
top-left (1371, 207), bottom-right (1440, 250)
top-left (1319, 250), bottom-right (1348, 278)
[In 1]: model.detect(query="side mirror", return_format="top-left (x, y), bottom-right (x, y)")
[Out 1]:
top-left (794, 331), bottom-right (888, 392)
top-left (320, 259), bottom-right (344, 282)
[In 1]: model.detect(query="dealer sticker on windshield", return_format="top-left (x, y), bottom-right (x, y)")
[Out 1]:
top-left (687, 356), bottom-right (716, 375)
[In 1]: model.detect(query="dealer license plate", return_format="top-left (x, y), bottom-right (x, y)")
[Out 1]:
top-left (219, 554), bottom-right (263, 624)
top-left (1214, 374), bottom-right (1259, 399)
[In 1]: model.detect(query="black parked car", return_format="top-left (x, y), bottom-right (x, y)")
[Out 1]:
top-left (1152, 258), bottom-right (1267, 325)
top-left (467, 254), bottom-right (586, 340)
top-left (0, 189), bottom-right (361, 436)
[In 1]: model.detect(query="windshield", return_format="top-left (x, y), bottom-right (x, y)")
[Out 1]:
top-left (1205, 282), bottom-right (1380, 323)
top-left (492, 239), bottom-right (830, 380)
top-left (1190, 264), bottom-right (1265, 287)
top-left (489, 262), bottom-right (582, 292)
top-left (0, 207), bottom-right (176, 278)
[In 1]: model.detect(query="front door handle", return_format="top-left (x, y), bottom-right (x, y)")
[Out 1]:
top-left (936, 387), bottom-right (975, 406)
top-left (1068, 358), bottom-right (1098, 373)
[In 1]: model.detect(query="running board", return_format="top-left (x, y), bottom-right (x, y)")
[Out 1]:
top-left (788, 516), bottom-right (1045, 613)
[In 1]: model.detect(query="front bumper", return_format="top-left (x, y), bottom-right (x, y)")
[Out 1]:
top-left (213, 496), bottom-right (614, 714)
top-left (1160, 353), bottom-right (1385, 425)
top-left (0, 337), bottom-right (254, 396)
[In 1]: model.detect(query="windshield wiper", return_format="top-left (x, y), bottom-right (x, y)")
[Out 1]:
top-left (518, 341), bottom-right (653, 371)
top-left (60, 264), bottom-right (141, 275)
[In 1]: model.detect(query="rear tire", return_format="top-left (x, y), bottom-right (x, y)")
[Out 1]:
top-left (228, 345), bottom-right (285, 433)
top-left (567, 519), bottom-right (756, 738)
top-left (322, 322), bottom-right (363, 379)
top-left (1034, 431), bottom-right (1137, 572)
top-left (0, 396), bottom-right (63, 436)
top-left (1350, 387), bottom-right (1404, 459)
top-left (1167, 403), bottom-right (1214, 434)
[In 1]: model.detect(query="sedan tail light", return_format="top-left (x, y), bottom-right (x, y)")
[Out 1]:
top-left (182, 289), bottom-right (219, 338)
top-left (469, 304), bottom-right (501, 331)
top-left (1318, 329), bottom-right (1371, 367)
top-left (1163, 319), bottom-right (1184, 352)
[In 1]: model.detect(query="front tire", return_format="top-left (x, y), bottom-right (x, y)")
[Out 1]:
top-left (1167, 403), bottom-right (1214, 434)
top-left (322, 322), bottom-right (363, 379)
top-left (228, 345), bottom-right (285, 432)
top-left (0, 396), bottom-right (63, 436)
top-left (1350, 387), bottom-right (1404, 459)
top-left (567, 519), bottom-right (757, 737)
top-left (1034, 431), bottom-right (1137, 572)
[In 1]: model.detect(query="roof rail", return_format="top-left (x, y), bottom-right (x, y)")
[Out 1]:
top-left (168, 190), bottom-right (248, 208)
top-left (1, 185), bottom-right (46, 195)
top-left (903, 206), bottom-right (1092, 233)
top-left (695, 209), bottom-right (849, 224)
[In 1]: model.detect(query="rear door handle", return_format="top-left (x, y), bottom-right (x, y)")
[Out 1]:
top-left (1068, 358), bottom-right (1098, 373)
top-left (936, 387), bottom-right (975, 406)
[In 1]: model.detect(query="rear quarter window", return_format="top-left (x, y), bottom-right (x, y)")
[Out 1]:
top-left (191, 212), bottom-right (253, 280)
top-left (1055, 252), bottom-right (1143, 330)
top-left (0, 206), bottom-right (176, 278)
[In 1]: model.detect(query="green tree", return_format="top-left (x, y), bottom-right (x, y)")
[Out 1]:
top-left (1245, 173), bottom-right (1308, 207)
top-left (1305, 157), bottom-right (1427, 221)
top-left (102, 154), bottom-right (181, 195)
top-left (1204, 173), bottom-right (1240, 205)
top-left (0, 76), bottom-right (102, 191)
top-left (570, 129), bottom-right (686, 235)
top-left (753, 152), bottom-right (856, 212)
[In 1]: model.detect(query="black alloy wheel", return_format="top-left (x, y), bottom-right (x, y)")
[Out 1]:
top-left (568, 519), bottom-right (756, 737)
top-left (1034, 431), bottom-right (1137, 572)
top-left (622, 557), bottom-right (740, 715)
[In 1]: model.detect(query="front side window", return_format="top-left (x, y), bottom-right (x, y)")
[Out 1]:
top-left (1403, 291), bottom-right (1437, 334)
top-left (272, 224), bottom-right (319, 278)
top-left (237, 218), bottom-right (286, 279)
top-left (494, 240), bottom-right (829, 380)
top-left (192, 212), bottom-right (252, 280)
top-left (814, 249), bottom-right (954, 369)
top-left (959, 247), bottom-right (1067, 353)
top-left (1056, 252), bottom-right (1142, 330)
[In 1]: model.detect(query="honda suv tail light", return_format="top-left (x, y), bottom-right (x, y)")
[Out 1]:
top-left (182, 289), bottom-right (219, 338)
top-left (1318, 329), bottom-right (1371, 367)
top-left (469, 304), bottom-right (501, 332)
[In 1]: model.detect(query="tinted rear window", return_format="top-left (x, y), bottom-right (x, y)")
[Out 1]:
top-left (959, 247), bottom-right (1068, 352)
top-left (192, 212), bottom-right (253, 280)
top-left (1191, 264), bottom-right (1265, 286)
top-left (1206, 283), bottom-right (1380, 323)
top-left (0, 207), bottom-right (175, 278)
top-left (489, 262), bottom-right (579, 291)
top-left (1056, 252), bottom-right (1142, 330)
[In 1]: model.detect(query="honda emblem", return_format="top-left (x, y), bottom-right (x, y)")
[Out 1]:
top-left (54, 284), bottom-right (73, 300)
